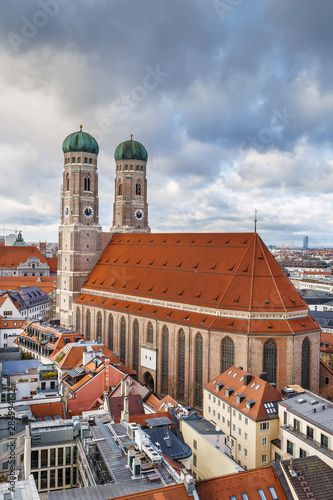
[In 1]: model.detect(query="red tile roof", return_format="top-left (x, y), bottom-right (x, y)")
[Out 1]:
top-left (196, 465), bottom-right (287, 500)
top-left (45, 257), bottom-right (57, 273)
top-left (80, 233), bottom-right (306, 313)
top-left (321, 332), bottom-right (333, 353)
top-left (0, 246), bottom-right (47, 267)
top-left (76, 233), bottom-right (320, 337)
top-left (204, 366), bottom-right (281, 421)
top-left (0, 276), bottom-right (56, 294)
top-left (30, 401), bottom-right (65, 420)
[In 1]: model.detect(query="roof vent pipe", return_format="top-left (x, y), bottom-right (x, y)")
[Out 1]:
top-left (260, 372), bottom-right (267, 381)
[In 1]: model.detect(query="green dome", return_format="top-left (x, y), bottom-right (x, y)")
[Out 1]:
top-left (62, 126), bottom-right (99, 155)
top-left (114, 136), bottom-right (148, 162)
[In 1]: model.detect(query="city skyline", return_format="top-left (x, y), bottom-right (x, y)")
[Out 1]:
top-left (1, 1), bottom-right (333, 245)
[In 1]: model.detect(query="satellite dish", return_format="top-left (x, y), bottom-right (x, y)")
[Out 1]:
top-left (215, 425), bottom-right (220, 432)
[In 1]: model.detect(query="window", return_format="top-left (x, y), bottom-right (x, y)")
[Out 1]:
top-left (193, 454), bottom-right (197, 467)
top-left (258, 490), bottom-right (267, 500)
top-left (195, 333), bottom-right (203, 406)
top-left (284, 411), bottom-right (287, 425)
top-left (244, 448), bottom-right (248, 458)
top-left (41, 470), bottom-right (47, 490)
top-left (86, 310), bottom-right (91, 341)
top-left (227, 420), bottom-right (230, 427)
top-left (58, 447), bottom-right (63, 466)
top-left (66, 175), bottom-right (70, 191)
top-left (84, 176), bottom-right (90, 191)
top-left (238, 444), bottom-right (241, 453)
top-left (301, 337), bottom-right (310, 389)
top-left (65, 467), bottom-right (71, 485)
top-left (294, 418), bottom-right (300, 431)
top-left (96, 311), bottom-right (102, 341)
top-left (41, 449), bottom-right (48, 468)
top-left (238, 413), bottom-right (242, 421)
top-left (260, 422), bottom-right (270, 431)
top-left (58, 468), bottom-right (63, 487)
top-left (161, 326), bottom-right (169, 394)
top-left (208, 406), bottom-right (211, 413)
top-left (262, 437), bottom-right (267, 447)
top-left (136, 181), bottom-right (141, 195)
top-left (300, 448), bottom-right (307, 457)
top-left (31, 450), bottom-right (38, 469)
top-left (261, 454), bottom-right (267, 463)
top-left (132, 319), bottom-right (139, 374)
top-left (50, 469), bottom-right (56, 489)
top-left (307, 426), bottom-right (314, 440)
top-left (263, 338), bottom-right (277, 384)
top-left (233, 424), bottom-right (236, 432)
top-left (275, 452), bottom-right (281, 462)
top-left (66, 446), bottom-right (71, 465)
top-left (213, 409), bottom-right (216, 417)
top-left (89, 158), bottom-right (92, 164)
top-left (244, 417), bottom-right (248, 425)
top-left (287, 440), bottom-right (294, 456)
top-left (193, 439), bottom-right (197, 450)
top-left (221, 336), bottom-right (234, 373)
top-left (268, 487), bottom-right (278, 500)
top-left (118, 183), bottom-right (122, 196)
top-left (147, 322), bottom-right (153, 344)
top-left (108, 314), bottom-right (114, 351)
top-left (238, 428), bottom-right (241, 436)
top-left (233, 409), bottom-right (236, 417)
top-left (2, 443), bottom-right (8, 453)
top-left (244, 432), bottom-right (248, 441)
top-left (178, 329), bottom-right (185, 401)
top-left (321, 434), bottom-right (328, 449)
top-left (120, 316), bottom-right (126, 364)
top-left (76, 308), bottom-right (80, 332)
top-left (218, 413), bottom-right (221, 420)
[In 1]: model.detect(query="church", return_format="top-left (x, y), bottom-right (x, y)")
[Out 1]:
top-left (56, 127), bottom-right (320, 405)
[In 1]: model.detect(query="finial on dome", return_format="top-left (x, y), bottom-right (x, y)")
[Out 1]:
top-left (254, 209), bottom-right (258, 233)
top-left (130, 134), bottom-right (133, 140)
top-left (80, 125), bottom-right (83, 131)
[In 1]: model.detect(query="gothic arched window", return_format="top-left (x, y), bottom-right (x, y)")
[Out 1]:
top-left (133, 319), bottom-right (139, 375)
top-left (301, 337), bottom-right (310, 389)
top-left (76, 308), bottom-right (80, 333)
top-left (96, 311), bottom-right (102, 342)
top-left (86, 310), bottom-right (91, 341)
top-left (120, 316), bottom-right (126, 363)
top-left (178, 329), bottom-right (185, 401)
top-left (136, 181), bottom-right (141, 195)
top-left (147, 322), bottom-right (153, 344)
top-left (161, 326), bottom-right (169, 394)
top-left (221, 336), bottom-right (234, 374)
top-left (195, 333), bottom-right (203, 407)
top-left (118, 183), bottom-right (122, 196)
top-left (66, 175), bottom-right (70, 191)
top-left (84, 176), bottom-right (90, 192)
top-left (108, 314), bottom-right (114, 351)
top-left (263, 339), bottom-right (277, 385)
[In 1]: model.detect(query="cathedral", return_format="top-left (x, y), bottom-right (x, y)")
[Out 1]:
top-left (56, 127), bottom-right (321, 405)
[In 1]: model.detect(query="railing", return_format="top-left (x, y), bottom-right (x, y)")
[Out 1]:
top-left (282, 425), bottom-right (333, 458)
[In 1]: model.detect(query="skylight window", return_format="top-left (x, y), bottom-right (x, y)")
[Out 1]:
top-left (255, 384), bottom-right (260, 390)
top-left (268, 487), bottom-right (278, 500)
top-left (232, 373), bottom-right (237, 378)
top-left (251, 382), bottom-right (256, 388)
top-left (258, 490), bottom-right (267, 500)
top-left (228, 370), bottom-right (232, 375)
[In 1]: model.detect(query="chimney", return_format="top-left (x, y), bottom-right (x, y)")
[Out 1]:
top-left (121, 377), bottom-right (126, 396)
top-left (243, 374), bottom-right (252, 386)
top-left (105, 359), bottom-right (110, 391)
top-left (260, 372), bottom-right (267, 381)
top-left (238, 366), bottom-right (243, 370)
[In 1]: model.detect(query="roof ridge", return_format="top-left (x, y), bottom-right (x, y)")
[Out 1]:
top-left (258, 235), bottom-right (287, 313)
top-left (248, 233), bottom-right (259, 312)
top-left (216, 233), bottom-right (257, 310)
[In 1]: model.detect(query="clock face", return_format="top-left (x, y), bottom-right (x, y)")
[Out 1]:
top-left (83, 205), bottom-right (94, 218)
top-left (64, 206), bottom-right (70, 218)
top-left (134, 209), bottom-right (144, 220)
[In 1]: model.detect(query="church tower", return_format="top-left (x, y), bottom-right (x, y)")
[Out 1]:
top-left (56, 126), bottom-right (102, 328)
top-left (111, 135), bottom-right (150, 233)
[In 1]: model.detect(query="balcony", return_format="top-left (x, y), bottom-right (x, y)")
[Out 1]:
top-left (282, 425), bottom-right (333, 459)
top-left (39, 371), bottom-right (58, 380)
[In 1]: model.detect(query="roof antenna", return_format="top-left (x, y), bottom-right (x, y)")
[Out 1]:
top-left (254, 209), bottom-right (257, 233)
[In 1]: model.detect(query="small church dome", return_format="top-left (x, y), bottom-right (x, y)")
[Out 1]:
top-left (62, 126), bottom-right (99, 155)
top-left (114, 135), bottom-right (148, 162)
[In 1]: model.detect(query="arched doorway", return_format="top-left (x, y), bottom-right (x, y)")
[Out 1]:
top-left (143, 371), bottom-right (154, 391)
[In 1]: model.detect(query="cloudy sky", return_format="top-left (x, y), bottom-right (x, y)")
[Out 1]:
top-left (1, 0), bottom-right (333, 246)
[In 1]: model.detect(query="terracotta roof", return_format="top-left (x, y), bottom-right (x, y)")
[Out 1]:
top-left (145, 394), bottom-right (179, 412)
top-left (76, 293), bottom-right (319, 336)
top-left (113, 410), bottom-right (172, 425)
top-left (52, 343), bottom-right (125, 369)
top-left (320, 332), bottom-right (333, 353)
top-left (196, 464), bottom-right (287, 500)
top-left (0, 318), bottom-right (24, 328)
top-left (45, 257), bottom-right (57, 273)
top-left (80, 233), bottom-right (306, 314)
top-left (108, 394), bottom-right (144, 419)
top-left (111, 483), bottom-right (191, 500)
top-left (0, 246), bottom-right (47, 267)
top-left (204, 365), bottom-right (281, 421)
top-left (320, 359), bottom-right (333, 376)
top-left (0, 276), bottom-right (56, 294)
top-left (30, 401), bottom-right (65, 420)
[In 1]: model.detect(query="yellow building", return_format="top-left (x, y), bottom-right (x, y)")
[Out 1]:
top-left (180, 417), bottom-right (241, 480)
top-left (203, 366), bottom-right (281, 470)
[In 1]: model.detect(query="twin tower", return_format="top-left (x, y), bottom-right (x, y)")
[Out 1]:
top-left (56, 126), bottom-right (150, 327)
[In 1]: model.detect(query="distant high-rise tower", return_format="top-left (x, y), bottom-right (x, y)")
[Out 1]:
top-left (111, 135), bottom-right (150, 233)
top-left (303, 236), bottom-right (309, 250)
top-left (56, 126), bottom-right (102, 328)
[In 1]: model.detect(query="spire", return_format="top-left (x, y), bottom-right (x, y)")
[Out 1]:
top-left (130, 134), bottom-right (133, 140)
top-left (80, 124), bottom-right (83, 131)
top-left (254, 209), bottom-right (257, 233)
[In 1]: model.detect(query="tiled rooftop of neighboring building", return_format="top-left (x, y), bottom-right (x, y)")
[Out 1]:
top-left (204, 366), bottom-right (281, 421)
top-left (281, 455), bottom-right (333, 499)
top-left (195, 464), bottom-right (288, 500)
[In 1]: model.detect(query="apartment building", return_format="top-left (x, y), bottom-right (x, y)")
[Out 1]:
top-left (274, 389), bottom-right (333, 468)
top-left (203, 366), bottom-right (281, 470)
